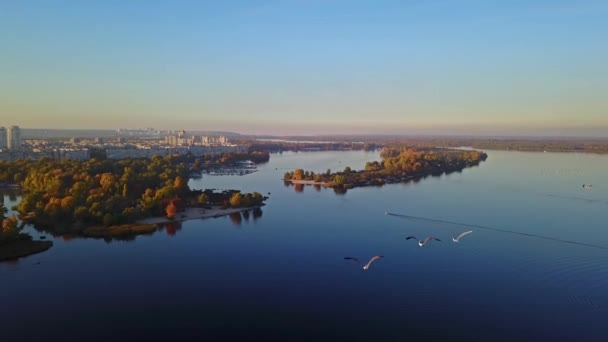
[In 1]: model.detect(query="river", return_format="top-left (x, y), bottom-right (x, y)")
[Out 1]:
top-left (1, 150), bottom-right (607, 341)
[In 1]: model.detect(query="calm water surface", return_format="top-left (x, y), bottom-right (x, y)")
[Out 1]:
top-left (1, 150), bottom-right (607, 341)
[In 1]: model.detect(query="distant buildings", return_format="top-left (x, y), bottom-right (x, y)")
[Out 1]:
top-left (0, 126), bottom-right (21, 150)
top-left (0, 126), bottom-right (244, 161)
top-left (164, 130), bottom-right (231, 147)
top-left (0, 127), bottom-right (6, 149)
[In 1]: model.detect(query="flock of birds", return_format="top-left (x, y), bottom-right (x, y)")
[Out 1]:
top-left (345, 222), bottom-right (474, 271)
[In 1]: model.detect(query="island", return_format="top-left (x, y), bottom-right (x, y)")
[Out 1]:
top-left (283, 147), bottom-right (487, 190)
top-left (0, 151), bottom-right (269, 260)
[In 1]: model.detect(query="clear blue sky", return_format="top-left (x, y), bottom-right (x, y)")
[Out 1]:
top-left (1, 0), bottom-right (606, 136)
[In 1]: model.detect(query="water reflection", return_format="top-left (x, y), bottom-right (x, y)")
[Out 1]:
top-left (164, 221), bottom-right (183, 237)
top-left (294, 184), bottom-right (304, 193)
top-left (252, 207), bottom-right (263, 221)
top-left (229, 212), bottom-right (242, 226)
top-left (333, 187), bottom-right (347, 195)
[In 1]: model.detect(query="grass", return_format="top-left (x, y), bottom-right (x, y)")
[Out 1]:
top-left (82, 223), bottom-right (160, 238)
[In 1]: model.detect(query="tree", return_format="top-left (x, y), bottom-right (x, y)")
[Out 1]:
top-left (333, 174), bottom-right (346, 186)
top-left (165, 201), bottom-right (177, 219)
top-left (293, 169), bottom-right (304, 180)
top-left (197, 193), bottom-right (209, 205)
top-left (241, 193), bottom-right (252, 207)
top-left (229, 192), bottom-right (242, 207)
top-left (0, 203), bottom-right (6, 221)
top-left (251, 192), bottom-right (263, 205)
top-left (99, 173), bottom-right (116, 191)
top-left (343, 166), bottom-right (351, 174)
top-left (174, 176), bottom-right (186, 190)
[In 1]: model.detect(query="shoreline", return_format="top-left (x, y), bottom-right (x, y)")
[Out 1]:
top-left (285, 179), bottom-right (328, 186)
top-left (0, 240), bottom-right (53, 262)
top-left (136, 205), bottom-right (263, 225)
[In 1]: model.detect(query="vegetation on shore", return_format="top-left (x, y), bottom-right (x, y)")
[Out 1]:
top-left (245, 136), bottom-right (608, 154)
top-left (0, 152), bottom-right (268, 242)
top-left (1, 202), bottom-right (53, 260)
top-left (284, 147), bottom-right (487, 189)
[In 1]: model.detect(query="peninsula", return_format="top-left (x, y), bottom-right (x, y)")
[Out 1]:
top-left (0, 151), bottom-right (268, 259)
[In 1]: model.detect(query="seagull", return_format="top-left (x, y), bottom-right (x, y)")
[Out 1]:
top-left (406, 236), bottom-right (441, 247)
top-left (452, 230), bottom-right (473, 242)
top-left (344, 256), bottom-right (384, 270)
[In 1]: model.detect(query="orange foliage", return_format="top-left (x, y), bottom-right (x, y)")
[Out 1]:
top-left (165, 201), bottom-right (177, 219)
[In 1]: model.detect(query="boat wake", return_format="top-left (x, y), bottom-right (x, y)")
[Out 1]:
top-left (385, 212), bottom-right (608, 250)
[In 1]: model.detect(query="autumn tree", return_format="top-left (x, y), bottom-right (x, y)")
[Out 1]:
top-left (229, 192), bottom-right (242, 207)
top-left (293, 169), bottom-right (304, 180)
top-left (165, 201), bottom-right (177, 219)
top-left (197, 193), bottom-right (209, 205)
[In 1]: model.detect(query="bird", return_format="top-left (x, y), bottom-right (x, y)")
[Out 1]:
top-left (452, 230), bottom-right (473, 242)
top-left (406, 236), bottom-right (441, 247)
top-left (344, 256), bottom-right (384, 270)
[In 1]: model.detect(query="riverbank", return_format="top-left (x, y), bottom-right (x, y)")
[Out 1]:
top-left (0, 240), bottom-right (53, 261)
top-left (286, 179), bottom-right (328, 186)
top-left (137, 205), bottom-right (263, 225)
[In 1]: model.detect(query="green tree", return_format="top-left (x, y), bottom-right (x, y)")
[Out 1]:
top-left (252, 192), bottom-right (263, 205)
top-left (333, 174), bottom-right (346, 186)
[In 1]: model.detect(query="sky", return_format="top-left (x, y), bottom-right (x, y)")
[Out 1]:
top-left (0, 0), bottom-right (607, 136)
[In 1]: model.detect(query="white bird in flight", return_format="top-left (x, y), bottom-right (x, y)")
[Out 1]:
top-left (406, 236), bottom-right (441, 247)
top-left (344, 256), bottom-right (384, 270)
top-left (452, 230), bottom-right (473, 242)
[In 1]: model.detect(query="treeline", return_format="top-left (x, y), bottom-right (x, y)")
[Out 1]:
top-left (0, 151), bottom-right (269, 184)
top-left (246, 142), bottom-right (378, 153)
top-left (0, 153), bottom-right (267, 234)
top-left (284, 147), bottom-right (487, 188)
top-left (0, 202), bottom-right (24, 245)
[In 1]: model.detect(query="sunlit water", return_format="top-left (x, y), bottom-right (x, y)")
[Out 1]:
top-left (1, 150), bottom-right (607, 341)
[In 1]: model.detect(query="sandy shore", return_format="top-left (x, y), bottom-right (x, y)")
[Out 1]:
top-left (286, 179), bottom-right (328, 185)
top-left (136, 206), bottom-right (261, 225)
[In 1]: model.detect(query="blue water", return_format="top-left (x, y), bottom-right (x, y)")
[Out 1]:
top-left (1, 150), bottom-right (607, 341)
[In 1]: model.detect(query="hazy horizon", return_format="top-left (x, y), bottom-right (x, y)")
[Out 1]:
top-left (1, 1), bottom-right (607, 136)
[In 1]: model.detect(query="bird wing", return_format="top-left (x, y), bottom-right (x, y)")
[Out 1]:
top-left (455, 230), bottom-right (473, 240)
top-left (422, 237), bottom-right (441, 244)
top-left (364, 256), bottom-right (384, 268)
top-left (344, 257), bottom-right (362, 266)
top-left (406, 236), bottom-right (418, 240)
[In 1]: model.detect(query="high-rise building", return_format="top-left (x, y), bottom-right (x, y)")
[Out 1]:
top-left (7, 126), bottom-right (21, 150)
top-left (0, 127), bottom-right (7, 149)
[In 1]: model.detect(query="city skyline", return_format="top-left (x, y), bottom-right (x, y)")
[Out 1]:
top-left (1, 1), bottom-right (607, 136)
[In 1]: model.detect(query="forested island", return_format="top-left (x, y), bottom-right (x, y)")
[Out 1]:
top-left (0, 151), bottom-right (269, 260)
top-left (284, 147), bottom-right (487, 190)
